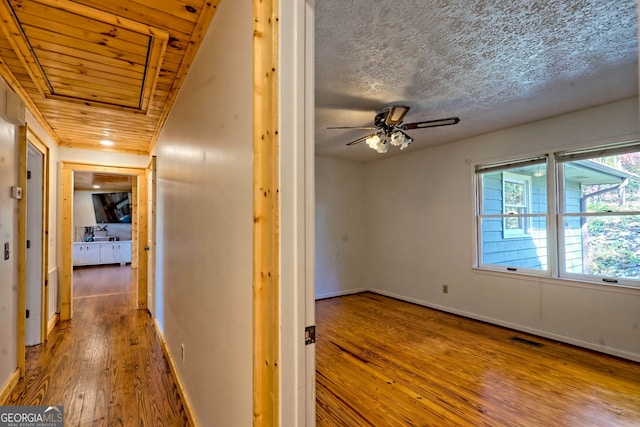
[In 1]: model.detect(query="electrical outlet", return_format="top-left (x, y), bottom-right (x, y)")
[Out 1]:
top-left (443, 284), bottom-right (449, 294)
top-left (181, 344), bottom-right (185, 362)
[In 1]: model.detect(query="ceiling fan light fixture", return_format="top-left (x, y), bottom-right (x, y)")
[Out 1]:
top-left (365, 134), bottom-right (380, 147)
top-left (390, 131), bottom-right (413, 150)
top-left (366, 134), bottom-right (388, 153)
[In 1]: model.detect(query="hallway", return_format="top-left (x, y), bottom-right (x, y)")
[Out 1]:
top-left (6, 265), bottom-right (190, 426)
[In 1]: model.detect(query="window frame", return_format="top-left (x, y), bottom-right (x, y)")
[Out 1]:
top-left (475, 156), bottom-right (550, 276)
top-left (474, 141), bottom-right (640, 289)
top-left (556, 150), bottom-right (640, 288)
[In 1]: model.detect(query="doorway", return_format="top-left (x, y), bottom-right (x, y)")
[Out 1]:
top-left (59, 162), bottom-right (149, 320)
top-left (17, 127), bottom-right (50, 374)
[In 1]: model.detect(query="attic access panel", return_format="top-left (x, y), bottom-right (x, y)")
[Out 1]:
top-left (0, 0), bottom-right (168, 112)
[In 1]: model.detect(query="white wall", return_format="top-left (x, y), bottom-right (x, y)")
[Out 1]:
top-left (0, 80), bottom-right (18, 390)
top-left (73, 190), bottom-right (97, 228)
top-left (152, 1), bottom-right (253, 424)
top-left (315, 156), bottom-right (366, 297)
top-left (364, 97), bottom-right (640, 361)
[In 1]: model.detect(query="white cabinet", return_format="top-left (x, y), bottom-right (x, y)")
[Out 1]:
top-left (99, 241), bottom-right (132, 264)
top-left (72, 244), bottom-right (83, 263)
top-left (117, 241), bottom-right (132, 263)
top-left (99, 243), bottom-right (119, 264)
top-left (72, 243), bottom-right (101, 265)
top-left (73, 241), bottom-right (132, 266)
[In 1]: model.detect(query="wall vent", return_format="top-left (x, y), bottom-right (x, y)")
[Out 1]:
top-left (511, 336), bottom-right (543, 347)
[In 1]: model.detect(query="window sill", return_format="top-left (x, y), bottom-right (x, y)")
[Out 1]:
top-left (472, 267), bottom-right (640, 295)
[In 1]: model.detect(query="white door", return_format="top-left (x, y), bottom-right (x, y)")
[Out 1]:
top-left (25, 144), bottom-right (44, 346)
top-left (304, 2), bottom-right (316, 423)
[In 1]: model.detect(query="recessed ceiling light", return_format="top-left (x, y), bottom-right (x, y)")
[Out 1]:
top-left (93, 185), bottom-right (101, 189)
top-left (100, 139), bottom-right (114, 146)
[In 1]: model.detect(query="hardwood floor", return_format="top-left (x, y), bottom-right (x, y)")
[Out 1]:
top-left (316, 292), bottom-right (640, 426)
top-left (7, 265), bottom-right (191, 427)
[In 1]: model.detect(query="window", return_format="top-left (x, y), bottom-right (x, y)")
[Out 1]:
top-left (476, 158), bottom-right (548, 272)
top-left (476, 143), bottom-right (640, 287)
top-left (558, 149), bottom-right (640, 284)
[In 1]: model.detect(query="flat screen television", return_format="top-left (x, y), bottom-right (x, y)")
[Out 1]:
top-left (92, 192), bottom-right (132, 223)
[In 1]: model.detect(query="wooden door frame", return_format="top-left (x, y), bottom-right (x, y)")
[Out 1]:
top-left (254, 0), bottom-right (316, 425)
top-left (145, 156), bottom-right (156, 316)
top-left (253, 0), bottom-right (280, 424)
top-left (17, 126), bottom-right (50, 375)
top-left (59, 162), bottom-right (148, 320)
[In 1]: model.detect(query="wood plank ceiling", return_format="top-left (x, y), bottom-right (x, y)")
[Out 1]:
top-left (74, 171), bottom-right (132, 191)
top-left (0, 0), bottom-right (220, 154)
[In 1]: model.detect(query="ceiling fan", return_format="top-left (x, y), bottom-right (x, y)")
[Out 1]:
top-left (328, 105), bottom-right (460, 153)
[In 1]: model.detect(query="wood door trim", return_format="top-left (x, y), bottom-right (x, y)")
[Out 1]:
top-left (253, 0), bottom-right (280, 424)
top-left (59, 162), bottom-right (146, 320)
top-left (17, 126), bottom-right (27, 376)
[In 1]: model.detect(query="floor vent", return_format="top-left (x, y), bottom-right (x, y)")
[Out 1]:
top-left (511, 336), bottom-right (543, 347)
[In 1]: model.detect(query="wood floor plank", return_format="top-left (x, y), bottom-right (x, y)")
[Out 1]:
top-left (6, 265), bottom-right (192, 427)
top-left (316, 292), bottom-right (640, 426)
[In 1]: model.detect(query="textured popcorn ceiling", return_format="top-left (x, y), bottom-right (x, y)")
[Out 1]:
top-left (315, 0), bottom-right (638, 162)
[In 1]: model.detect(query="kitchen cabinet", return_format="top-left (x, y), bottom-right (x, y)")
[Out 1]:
top-left (72, 243), bottom-right (101, 265)
top-left (117, 241), bottom-right (133, 263)
top-left (73, 241), bottom-right (132, 266)
top-left (99, 242), bottom-right (119, 264)
top-left (100, 241), bottom-right (132, 264)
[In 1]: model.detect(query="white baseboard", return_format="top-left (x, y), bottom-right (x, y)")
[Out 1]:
top-left (47, 313), bottom-right (59, 336)
top-left (153, 319), bottom-right (198, 426)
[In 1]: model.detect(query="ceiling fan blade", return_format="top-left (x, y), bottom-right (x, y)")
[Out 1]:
top-left (346, 133), bottom-right (380, 146)
top-left (401, 117), bottom-right (460, 130)
top-left (327, 126), bottom-right (378, 130)
top-left (385, 105), bottom-right (410, 126)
